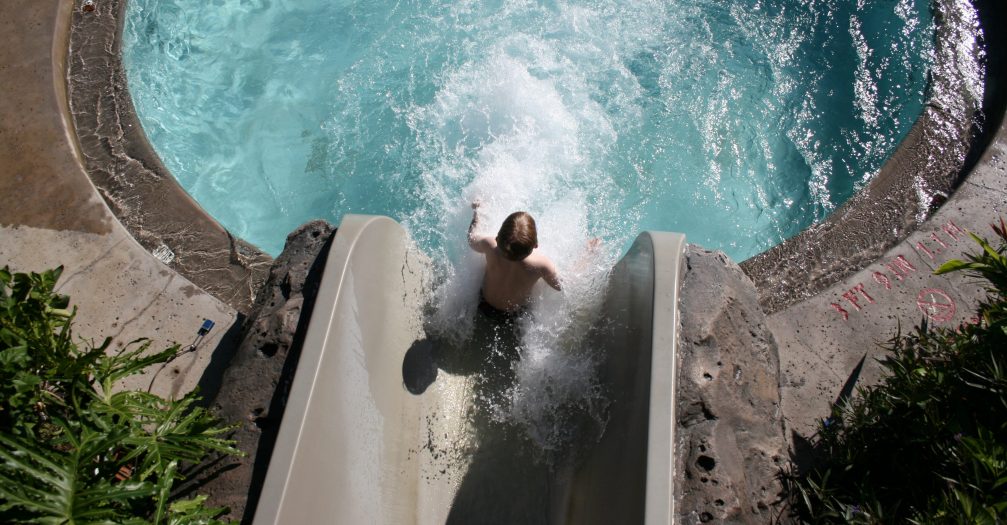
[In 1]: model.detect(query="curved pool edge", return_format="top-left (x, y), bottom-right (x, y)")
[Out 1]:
top-left (66, 0), bottom-right (271, 315)
top-left (742, 0), bottom-right (1006, 313)
top-left (0, 0), bottom-right (243, 403)
top-left (71, 0), bottom-right (1001, 317)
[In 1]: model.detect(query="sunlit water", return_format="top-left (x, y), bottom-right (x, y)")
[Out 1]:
top-left (125, 0), bottom-right (960, 455)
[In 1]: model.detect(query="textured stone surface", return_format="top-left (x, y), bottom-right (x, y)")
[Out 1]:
top-left (676, 246), bottom-right (787, 524)
top-left (67, 0), bottom-right (271, 314)
top-left (202, 220), bottom-right (336, 523)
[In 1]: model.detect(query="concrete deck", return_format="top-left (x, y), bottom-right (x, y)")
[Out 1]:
top-left (0, 1), bottom-right (237, 399)
top-left (770, 114), bottom-right (1007, 440)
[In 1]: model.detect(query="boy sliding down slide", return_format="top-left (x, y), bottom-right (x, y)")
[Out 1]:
top-left (467, 202), bottom-right (562, 316)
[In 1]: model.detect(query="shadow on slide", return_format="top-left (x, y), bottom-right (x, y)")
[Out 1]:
top-left (402, 311), bottom-right (554, 525)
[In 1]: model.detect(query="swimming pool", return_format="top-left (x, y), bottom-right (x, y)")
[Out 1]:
top-left (124, 0), bottom-right (938, 262)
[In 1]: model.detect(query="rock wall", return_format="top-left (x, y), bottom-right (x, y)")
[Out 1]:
top-left (676, 246), bottom-right (788, 524)
top-left (201, 220), bottom-right (336, 523)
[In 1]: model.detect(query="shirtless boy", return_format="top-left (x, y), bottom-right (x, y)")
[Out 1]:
top-left (468, 202), bottom-right (561, 314)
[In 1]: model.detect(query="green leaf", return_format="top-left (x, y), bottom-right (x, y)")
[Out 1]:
top-left (935, 259), bottom-right (978, 275)
top-left (95, 340), bottom-right (179, 399)
top-left (154, 460), bottom-right (179, 525)
top-left (168, 494), bottom-right (231, 525)
top-left (0, 345), bottom-right (30, 368)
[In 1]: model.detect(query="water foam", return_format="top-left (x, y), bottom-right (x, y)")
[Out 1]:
top-left (404, 26), bottom-right (628, 455)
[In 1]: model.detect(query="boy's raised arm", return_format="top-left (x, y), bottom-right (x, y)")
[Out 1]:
top-left (468, 201), bottom-right (493, 253)
top-left (541, 258), bottom-right (562, 291)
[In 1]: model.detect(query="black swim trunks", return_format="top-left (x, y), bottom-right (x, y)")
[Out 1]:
top-left (475, 292), bottom-right (525, 361)
top-left (478, 291), bottom-right (527, 324)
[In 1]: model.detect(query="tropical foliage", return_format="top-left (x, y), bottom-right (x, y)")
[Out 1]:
top-left (787, 218), bottom-right (1007, 524)
top-left (0, 266), bottom-right (241, 524)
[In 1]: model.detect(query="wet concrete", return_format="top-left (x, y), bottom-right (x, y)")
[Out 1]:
top-left (0, 1), bottom-right (110, 234)
top-left (0, 1), bottom-right (238, 400)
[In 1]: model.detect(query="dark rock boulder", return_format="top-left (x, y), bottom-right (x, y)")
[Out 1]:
top-left (676, 246), bottom-right (788, 524)
top-left (201, 220), bottom-right (336, 523)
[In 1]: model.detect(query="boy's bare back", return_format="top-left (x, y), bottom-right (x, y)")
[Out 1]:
top-left (472, 237), bottom-right (560, 311)
top-left (469, 206), bottom-right (560, 313)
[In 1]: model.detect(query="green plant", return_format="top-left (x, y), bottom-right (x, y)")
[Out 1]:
top-left (0, 266), bottom-right (241, 524)
top-left (935, 218), bottom-right (1007, 293)
top-left (786, 219), bottom-right (1007, 524)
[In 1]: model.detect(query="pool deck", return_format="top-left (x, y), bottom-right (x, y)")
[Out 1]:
top-left (770, 115), bottom-right (1007, 439)
top-left (0, 1), bottom-right (240, 399)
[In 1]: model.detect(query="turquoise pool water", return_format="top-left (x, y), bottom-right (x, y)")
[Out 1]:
top-left (124, 0), bottom-right (936, 262)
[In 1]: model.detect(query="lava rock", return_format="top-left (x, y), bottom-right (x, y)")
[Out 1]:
top-left (202, 220), bottom-right (336, 522)
top-left (676, 245), bottom-right (788, 524)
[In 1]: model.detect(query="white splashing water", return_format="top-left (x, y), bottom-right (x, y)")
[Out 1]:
top-left (404, 31), bottom-right (627, 452)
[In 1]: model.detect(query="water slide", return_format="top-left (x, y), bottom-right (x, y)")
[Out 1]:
top-left (252, 215), bottom-right (686, 525)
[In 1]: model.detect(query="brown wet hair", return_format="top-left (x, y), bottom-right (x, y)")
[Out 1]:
top-left (496, 212), bottom-right (537, 261)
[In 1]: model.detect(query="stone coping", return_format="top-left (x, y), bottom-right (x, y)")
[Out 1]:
top-left (70, 0), bottom-right (1004, 317)
top-left (743, 0), bottom-right (1007, 313)
top-left (67, 0), bottom-right (271, 315)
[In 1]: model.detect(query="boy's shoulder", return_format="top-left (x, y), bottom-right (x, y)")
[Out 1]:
top-left (471, 235), bottom-right (497, 254)
top-left (524, 250), bottom-right (557, 270)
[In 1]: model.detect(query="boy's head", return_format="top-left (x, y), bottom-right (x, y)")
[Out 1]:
top-left (496, 211), bottom-right (538, 261)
